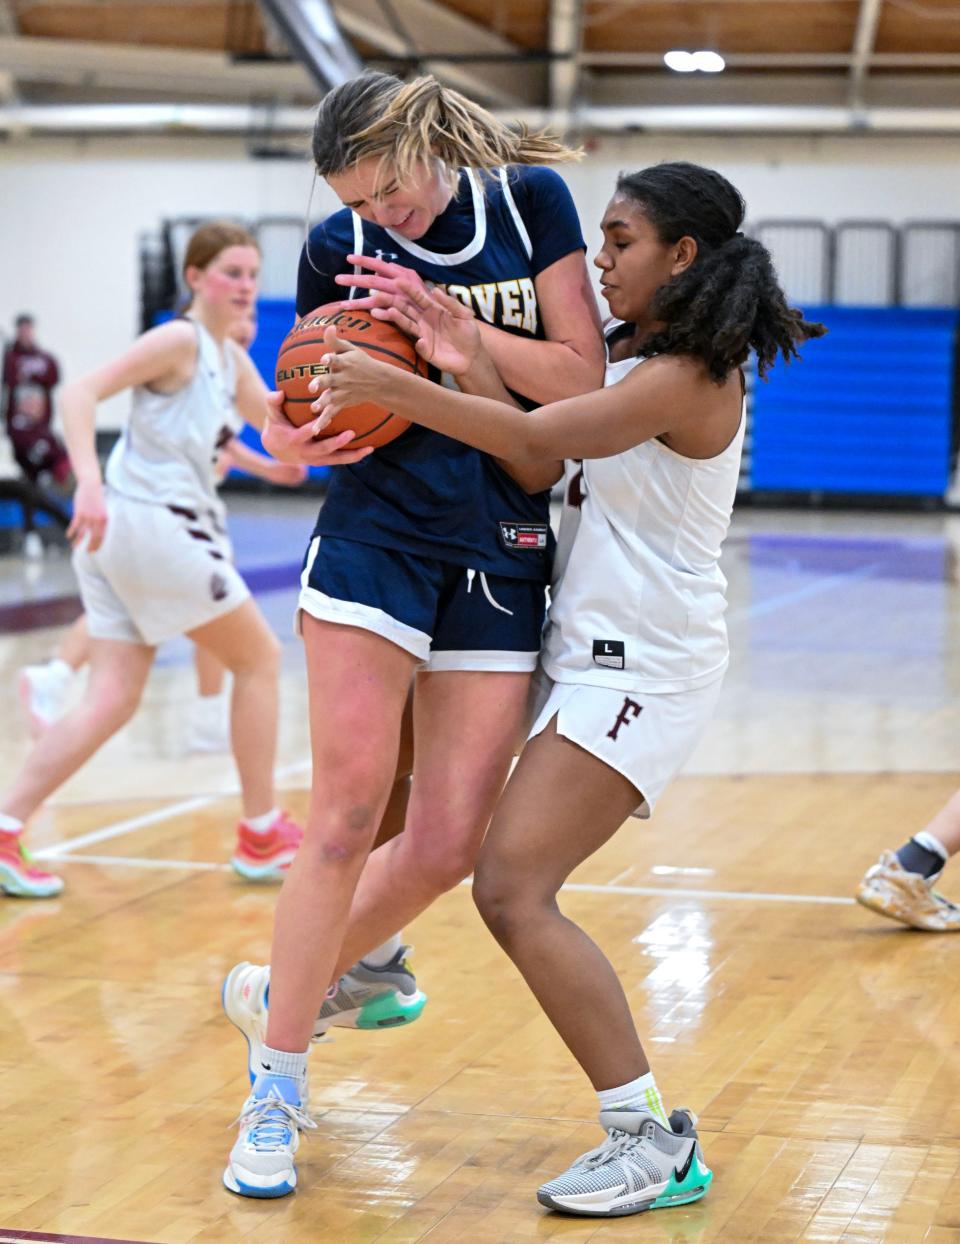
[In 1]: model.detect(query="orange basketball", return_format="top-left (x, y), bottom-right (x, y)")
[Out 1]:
top-left (275, 303), bottom-right (428, 448)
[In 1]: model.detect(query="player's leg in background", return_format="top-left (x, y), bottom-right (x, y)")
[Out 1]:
top-left (471, 718), bottom-right (712, 1217)
top-left (857, 788), bottom-right (960, 930)
top-left (19, 614), bottom-right (91, 737)
top-left (187, 598), bottom-right (299, 876)
top-left (187, 643), bottom-right (230, 753)
top-left (0, 637), bottom-right (156, 898)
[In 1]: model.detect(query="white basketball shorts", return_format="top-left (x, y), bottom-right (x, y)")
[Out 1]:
top-left (73, 491), bottom-right (249, 646)
top-left (527, 666), bottom-right (723, 817)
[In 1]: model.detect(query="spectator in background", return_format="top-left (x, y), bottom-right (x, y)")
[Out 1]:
top-left (2, 314), bottom-right (72, 558)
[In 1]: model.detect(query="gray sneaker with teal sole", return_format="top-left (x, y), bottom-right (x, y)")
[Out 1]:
top-left (222, 947), bottom-right (427, 1088)
top-left (537, 1107), bottom-right (712, 1217)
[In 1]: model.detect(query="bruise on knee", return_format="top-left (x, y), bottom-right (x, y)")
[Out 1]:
top-left (314, 802), bottom-right (379, 864)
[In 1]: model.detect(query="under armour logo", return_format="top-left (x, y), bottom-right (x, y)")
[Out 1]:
top-left (607, 696), bottom-right (642, 741)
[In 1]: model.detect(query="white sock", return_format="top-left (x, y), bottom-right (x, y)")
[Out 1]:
top-left (914, 830), bottom-right (950, 862)
top-left (0, 813), bottom-right (24, 834)
top-left (256, 1043), bottom-right (308, 1081)
top-left (598, 1072), bottom-right (670, 1128)
top-left (244, 808), bottom-right (279, 834)
top-left (362, 933), bottom-right (404, 967)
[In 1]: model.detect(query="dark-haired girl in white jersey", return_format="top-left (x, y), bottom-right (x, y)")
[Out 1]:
top-left (314, 161), bottom-right (825, 1219)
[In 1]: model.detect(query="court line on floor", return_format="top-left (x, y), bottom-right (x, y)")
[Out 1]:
top-left (33, 757), bottom-right (312, 860)
top-left (44, 850), bottom-right (856, 905)
top-left (727, 562), bottom-right (880, 622)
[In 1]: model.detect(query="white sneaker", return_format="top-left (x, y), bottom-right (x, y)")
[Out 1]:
top-left (22, 531), bottom-right (44, 560)
top-left (856, 850), bottom-right (960, 931)
top-left (18, 661), bottom-right (75, 736)
top-left (223, 1078), bottom-right (315, 1198)
top-left (186, 694), bottom-right (230, 753)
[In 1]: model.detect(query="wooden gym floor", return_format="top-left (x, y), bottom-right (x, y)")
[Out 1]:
top-left (1, 499), bottom-right (959, 1244)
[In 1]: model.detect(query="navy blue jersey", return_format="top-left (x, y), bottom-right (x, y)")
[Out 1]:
top-left (298, 165), bottom-right (585, 582)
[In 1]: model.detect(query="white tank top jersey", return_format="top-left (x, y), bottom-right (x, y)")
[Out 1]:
top-left (542, 345), bottom-right (746, 694)
top-left (106, 319), bottom-right (241, 511)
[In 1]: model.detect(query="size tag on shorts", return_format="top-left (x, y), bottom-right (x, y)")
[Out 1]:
top-left (498, 521), bottom-right (549, 551)
top-left (593, 639), bottom-right (625, 670)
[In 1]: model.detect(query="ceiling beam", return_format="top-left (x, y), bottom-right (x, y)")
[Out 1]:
top-left (256, 0), bottom-right (362, 90)
top-left (0, 35), bottom-right (316, 100)
top-left (849, 0), bottom-right (885, 104)
top-left (329, 0), bottom-right (542, 107)
top-left (6, 101), bottom-right (960, 137)
top-left (579, 50), bottom-right (960, 69)
top-left (549, 0), bottom-right (581, 112)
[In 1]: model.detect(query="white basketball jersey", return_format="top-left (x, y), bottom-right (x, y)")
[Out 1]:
top-left (542, 350), bottom-right (745, 694)
top-left (106, 319), bottom-right (240, 511)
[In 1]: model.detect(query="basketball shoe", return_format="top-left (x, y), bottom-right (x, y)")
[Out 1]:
top-left (223, 1075), bottom-right (315, 1198)
top-left (537, 1107), bottom-right (712, 1217)
top-left (0, 832), bottom-right (64, 898)
top-left (18, 660), bottom-right (76, 736)
top-left (230, 811), bottom-right (303, 881)
top-left (222, 948), bottom-right (428, 1087)
top-left (856, 850), bottom-right (960, 931)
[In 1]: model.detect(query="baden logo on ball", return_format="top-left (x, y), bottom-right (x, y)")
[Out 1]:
top-left (275, 303), bottom-right (429, 449)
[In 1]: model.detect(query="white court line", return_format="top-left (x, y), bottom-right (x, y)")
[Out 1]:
top-left (727, 562), bottom-right (880, 623)
top-left (47, 850), bottom-right (856, 905)
top-left (34, 757), bottom-right (311, 860)
top-left (53, 852), bottom-right (231, 872)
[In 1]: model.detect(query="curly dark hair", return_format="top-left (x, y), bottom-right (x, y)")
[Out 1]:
top-left (617, 161), bottom-right (825, 381)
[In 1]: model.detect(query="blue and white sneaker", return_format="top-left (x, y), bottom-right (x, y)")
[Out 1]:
top-left (222, 948), bottom-right (427, 1089)
top-left (223, 1075), bottom-right (315, 1199)
top-left (537, 1107), bottom-right (712, 1217)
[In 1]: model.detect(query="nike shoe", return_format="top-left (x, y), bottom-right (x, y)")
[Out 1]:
top-left (0, 832), bottom-right (64, 898)
top-left (856, 850), bottom-right (960, 931)
top-left (537, 1107), bottom-right (712, 1217)
top-left (223, 1075), bottom-right (315, 1199)
top-left (222, 948), bottom-right (428, 1087)
top-left (18, 661), bottom-right (75, 736)
top-left (229, 811), bottom-right (303, 881)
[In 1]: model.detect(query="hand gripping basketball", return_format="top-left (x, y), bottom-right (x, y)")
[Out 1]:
top-left (310, 328), bottom-right (403, 431)
top-left (275, 303), bottom-right (429, 449)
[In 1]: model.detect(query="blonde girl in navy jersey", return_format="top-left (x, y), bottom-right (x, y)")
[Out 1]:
top-left (314, 161), bottom-right (825, 1218)
top-left (0, 223), bottom-right (365, 901)
top-left (221, 71), bottom-right (604, 1199)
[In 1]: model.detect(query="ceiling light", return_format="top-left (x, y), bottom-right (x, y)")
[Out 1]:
top-left (664, 50), bottom-right (697, 73)
top-left (664, 49), bottom-right (726, 74)
top-left (693, 51), bottom-right (726, 73)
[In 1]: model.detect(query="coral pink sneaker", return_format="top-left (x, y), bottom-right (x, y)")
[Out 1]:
top-left (230, 811), bottom-right (303, 882)
top-left (0, 831), bottom-right (64, 898)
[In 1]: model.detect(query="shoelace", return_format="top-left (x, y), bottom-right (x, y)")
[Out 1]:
top-left (577, 1128), bottom-right (644, 1170)
top-left (233, 1095), bottom-right (316, 1152)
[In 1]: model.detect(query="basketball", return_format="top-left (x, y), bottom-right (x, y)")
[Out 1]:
top-left (275, 303), bottom-right (427, 448)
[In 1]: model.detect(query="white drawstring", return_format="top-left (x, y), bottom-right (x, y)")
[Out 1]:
top-left (466, 568), bottom-right (514, 615)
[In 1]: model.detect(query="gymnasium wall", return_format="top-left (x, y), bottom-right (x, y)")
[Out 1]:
top-left (2, 131), bottom-right (960, 429)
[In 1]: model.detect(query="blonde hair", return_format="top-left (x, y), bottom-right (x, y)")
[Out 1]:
top-left (312, 72), bottom-right (579, 189)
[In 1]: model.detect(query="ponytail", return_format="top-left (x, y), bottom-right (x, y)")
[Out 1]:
top-left (642, 232), bottom-right (826, 382)
top-left (312, 71), bottom-right (579, 187)
top-left (617, 163), bottom-right (825, 382)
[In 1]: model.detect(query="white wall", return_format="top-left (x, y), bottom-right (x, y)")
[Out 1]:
top-left (1, 131), bottom-right (958, 427)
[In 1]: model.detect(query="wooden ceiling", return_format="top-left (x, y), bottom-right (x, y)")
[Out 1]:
top-left (2, 0), bottom-right (960, 128)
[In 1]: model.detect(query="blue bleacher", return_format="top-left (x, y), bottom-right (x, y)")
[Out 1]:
top-left (750, 307), bottom-right (959, 496)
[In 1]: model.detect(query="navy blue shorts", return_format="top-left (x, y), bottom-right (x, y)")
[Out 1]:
top-left (298, 536), bottom-right (545, 671)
